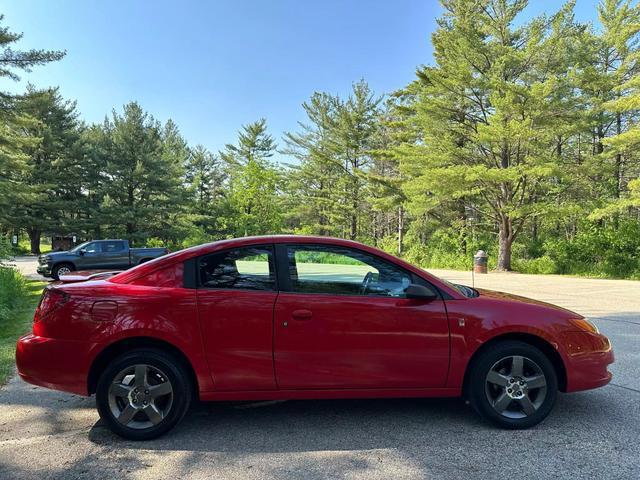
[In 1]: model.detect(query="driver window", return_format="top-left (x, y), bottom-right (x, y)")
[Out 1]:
top-left (286, 245), bottom-right (411, 297)
top-left (84, 242), bottom-right (100, 253)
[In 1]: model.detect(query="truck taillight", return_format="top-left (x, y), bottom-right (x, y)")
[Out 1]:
top-left (34, 288), bottom-right (69, 323)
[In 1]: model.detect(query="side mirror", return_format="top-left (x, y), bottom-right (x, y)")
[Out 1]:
top-left (405, 283), bottom-right (437, 300)
top-left (79, 248), bottom-right (86, 255)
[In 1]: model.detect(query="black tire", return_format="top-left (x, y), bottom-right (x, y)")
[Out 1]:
top-left (467, 340), bottom-right (558, 429)
top-left (96, 349), bottom-right (192, 440)
top-left (52, 263), bottom-right (74, 281)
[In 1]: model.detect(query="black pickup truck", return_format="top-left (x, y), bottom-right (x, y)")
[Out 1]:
top-left (37, 239), bottom-right (169, 280)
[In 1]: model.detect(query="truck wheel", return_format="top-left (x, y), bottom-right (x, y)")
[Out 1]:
top-left (96, 349), bottom-right (192, 440)
top-left (52, 263), bottom-right (74, 280)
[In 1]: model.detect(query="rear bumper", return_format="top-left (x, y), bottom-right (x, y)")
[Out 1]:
top-left (16, 334), bottom-right (97, 396)
top-left (563, 331), bottom-right (614, 392)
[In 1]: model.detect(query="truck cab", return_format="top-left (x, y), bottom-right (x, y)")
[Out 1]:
top-left (37, 239), bottom-right (169, 280)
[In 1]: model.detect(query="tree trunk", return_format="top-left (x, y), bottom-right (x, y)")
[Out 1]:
top-left (615, 112), bottom-right (622, 199)
top-left (28, 228), bottom-right (41, 255)
top-left (397, 206), bottom-right (404, 256)
top-left (497, 217), bottom-right (513, 271)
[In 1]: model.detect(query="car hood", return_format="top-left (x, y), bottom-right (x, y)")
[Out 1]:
top-left (42, 250), bottom-right (71, 258)
top-left (475, 288), bottom-right (581, 318)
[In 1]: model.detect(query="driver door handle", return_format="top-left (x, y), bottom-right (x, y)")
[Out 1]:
top-left (292, 309), bottom-right (313, 321)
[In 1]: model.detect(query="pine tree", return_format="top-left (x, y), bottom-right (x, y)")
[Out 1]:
top-left (98, 102), bottom-right (187, 244)
top-left (592, 1), bottom-right (640, 218)
top-left (393, 0), bottom-right (581, 270)
top-left (284, 81), bottom-right (382, 240)
top-left (0, 14), bottom-right (64, 234)
top-left (221, 120), bottom-right (282, 236)
top-left (11, 86), bottom-right (81, 253)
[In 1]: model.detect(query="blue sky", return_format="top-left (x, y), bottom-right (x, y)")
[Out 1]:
top-left (3, 1), bottom-right (601, 159)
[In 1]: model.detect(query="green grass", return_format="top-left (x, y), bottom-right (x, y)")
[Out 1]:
top-left (0, 279), bottom-right (45, 385)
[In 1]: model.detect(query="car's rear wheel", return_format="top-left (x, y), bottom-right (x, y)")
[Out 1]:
top-left (467, 340), bottom-right (558, 429)
top-left (52, 263), bottom-right (73, 280)
top-left (96, 349), bottom-right (192, 440)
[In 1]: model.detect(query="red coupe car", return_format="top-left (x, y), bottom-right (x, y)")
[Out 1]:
top-left (16, 236), bottom-right (613, 440)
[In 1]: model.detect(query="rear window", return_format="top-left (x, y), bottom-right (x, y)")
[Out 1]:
top-left (199, 246), bottom-right (275, 291)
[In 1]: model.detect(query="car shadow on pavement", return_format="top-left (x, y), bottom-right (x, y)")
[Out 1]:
top-left (86, 391), bottom-right (609, 453)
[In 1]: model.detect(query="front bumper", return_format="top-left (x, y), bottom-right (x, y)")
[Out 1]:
top-left (16, 333), bottom-right (97, 396)
top-left (36, 264), bottom-right (52, 277)
top-left (563, 331), bottom-right (614, 392)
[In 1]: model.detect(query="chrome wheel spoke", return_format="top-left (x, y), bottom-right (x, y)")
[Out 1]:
top-left (118, 404), bottom-right (138, 425)
top-left (109, 382), bottom-right (132, 398)
top-left (486, 370), bottom-right (509, 387)
top-left (493, 392), bottom-right (512, 413)
top-left (510, 356), bottom-right (524, 377)
top-left (149, 381), bottom-right (172, 399)
top-left (526, 374), bottom-right (546, 389)
top-left (143, 404), bottom-right (163, 425)
top-left (518, 395), bottom-right (537, 415)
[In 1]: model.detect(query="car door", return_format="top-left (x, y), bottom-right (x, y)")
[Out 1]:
top-left (76, 241), bottom-right (103, 269)
top-left (100, 240), bottom-right (129, 269)
top-left (196, 245), bottom-right (278, 391)
top-left (273, 244), bottom-right (450, 389)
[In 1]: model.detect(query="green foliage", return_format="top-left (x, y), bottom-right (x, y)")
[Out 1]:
top-left (0, 266), bottom-right (26, 317)
top-left (222, 120), bottom-right (283, 237)
top-left (544, 220), bottom-right (640, 278)
top-left (0, 236), bottom-right (12, 261)
top-left (0, 275), bottom-right (44, 384)
top-left (284, 81), bottom-right (384, 240)
top-left (0, 15), bottom-right (64, 236)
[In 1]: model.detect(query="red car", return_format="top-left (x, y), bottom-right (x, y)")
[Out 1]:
top-left (16, 236), bottom-right (613, 440)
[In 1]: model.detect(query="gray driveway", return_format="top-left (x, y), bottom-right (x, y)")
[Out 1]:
top-left (1, 262), bottom-right (639, 479)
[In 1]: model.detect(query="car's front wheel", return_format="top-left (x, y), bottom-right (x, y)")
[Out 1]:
top-left (96, 349), bottom-right (192, 440)
top-left (52, 263), bottom-right (74, 280)
top-left (467, 340), bottom-right (558, 429)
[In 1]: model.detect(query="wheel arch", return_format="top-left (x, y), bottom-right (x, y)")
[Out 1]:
top-left (462, 332), bottom-right (568, 395)
top-left (52, 260), bottom-right (76, 271)
top-left (87, 336), bottom-right (200, 399)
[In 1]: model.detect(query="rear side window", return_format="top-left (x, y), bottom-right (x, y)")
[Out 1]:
top-left (199, 246), bottom-right (275, 291)
top-left (103, 241), bottom-right (126, 252)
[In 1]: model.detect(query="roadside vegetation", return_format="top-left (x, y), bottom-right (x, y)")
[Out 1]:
top-left (1, 2), bottom-right (640, 279)
top-left (0, 241), bottom-right (44, 383)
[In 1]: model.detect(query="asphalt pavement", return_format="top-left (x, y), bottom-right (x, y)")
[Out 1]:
top-left (0, 257), bottom-right (638, 479)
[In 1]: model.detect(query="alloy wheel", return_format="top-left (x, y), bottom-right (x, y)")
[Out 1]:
top-left (107, 364), bottom-right (174, 430)
top-left (57, 266), bottom-right (71, 277)
top-left (484, 355), bottom-right (547, 419)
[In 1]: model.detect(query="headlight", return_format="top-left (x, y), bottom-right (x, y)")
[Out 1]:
top-left (569, 317), bottom-right (599, 334)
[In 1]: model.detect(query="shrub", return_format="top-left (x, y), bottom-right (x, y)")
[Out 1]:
top-left (0, 266), bottom-right (27, 324)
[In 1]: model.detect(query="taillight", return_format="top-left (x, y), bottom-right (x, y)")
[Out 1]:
top-left (34, 288), bottom-right (69, 323)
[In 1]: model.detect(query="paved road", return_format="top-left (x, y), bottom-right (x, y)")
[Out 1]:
top-left (1, 259), bottom-right (639, 479)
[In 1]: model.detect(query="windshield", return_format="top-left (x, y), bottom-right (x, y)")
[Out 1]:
top-left (436, 277), bottom-right (480, 298)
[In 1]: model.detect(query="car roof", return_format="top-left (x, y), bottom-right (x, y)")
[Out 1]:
top-left (108, 235), bottom-right (464, 298)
